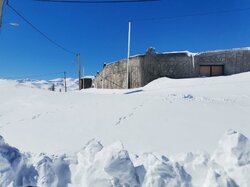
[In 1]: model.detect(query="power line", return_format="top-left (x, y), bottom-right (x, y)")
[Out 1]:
top-left (34, 0), bottom-right (159, 4)
top-left (6, 1), bottom-right (77, 56)
top-left (132, 7), bottom-right (250, 22)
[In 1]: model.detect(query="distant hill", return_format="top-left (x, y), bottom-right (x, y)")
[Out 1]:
top-left (16, 78), bottom-right (79, 91)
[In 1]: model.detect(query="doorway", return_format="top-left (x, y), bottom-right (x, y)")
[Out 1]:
top-left (199, 65), bottom-right (224, 77)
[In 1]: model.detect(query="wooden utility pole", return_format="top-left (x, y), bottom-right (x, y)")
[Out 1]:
top-left (64, 71), bottom-right (67, 92)
top-left (77, 52), bottom-right (81, 90)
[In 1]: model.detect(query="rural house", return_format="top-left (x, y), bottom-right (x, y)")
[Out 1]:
top-left (93, 47), bottom-right (250, 89)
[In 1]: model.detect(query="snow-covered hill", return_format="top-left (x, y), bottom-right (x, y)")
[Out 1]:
top-left (1, 73), bottom-right (250, 186)
top-left (16, 78), bottom-right (79, 91)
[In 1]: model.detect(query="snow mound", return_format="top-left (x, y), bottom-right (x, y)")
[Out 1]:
top-left (70, 140), bottom-right (139, 187)
top-left (135, 153), bottom-right (192, 187)
top-left (175, 152), bottom-right (210, 187)
top-left (212, 129), bottom-right (250, 187)
top-left (1, 130), bottom-right (249, 186)
top-left (203, 167), bottom-right (238, 187)
top-left (0, 135), bottom-right (71, 187)
top-left (212, 129), bottom-right (250, 167)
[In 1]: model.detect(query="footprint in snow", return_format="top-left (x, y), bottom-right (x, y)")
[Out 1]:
top-left (183, 94), bottom-right (194, 100)
top-left (115, 117), bottom-right (122, 126)
top-left (32, 114), bottom-right (41, 120)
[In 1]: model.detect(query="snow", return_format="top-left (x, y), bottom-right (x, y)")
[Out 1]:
top-left (197, 46), bottom-right (250, 54)
top-left (83, 75), bottom-right (95, 79)
top-left (161, 50), bottom-right (197, 57)
top-left (1, 130), bottom-right (250, 186)
top-left (15, 78), bottom-right (79, 91)
top-left (1, 72), bottom-right (250, 186)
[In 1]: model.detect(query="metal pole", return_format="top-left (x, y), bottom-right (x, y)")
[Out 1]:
top-left (127, 21), bottom-right (131, 89)
top-left (77, 52), bottom-right (81, 90)
top-left (64, 71), bottom-right (67, 92)
top-left (0, 0), bottom-right (4, 28)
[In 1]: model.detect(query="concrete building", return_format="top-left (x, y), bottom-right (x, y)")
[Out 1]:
top-left (93, 47), bottom-right (250, 89)
top-left (80, 76), bottom-right (95, 89)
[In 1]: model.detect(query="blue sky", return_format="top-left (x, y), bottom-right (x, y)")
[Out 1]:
top-left (1, 0), bottom-right (250, 79)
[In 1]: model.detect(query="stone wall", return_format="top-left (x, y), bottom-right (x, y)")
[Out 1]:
top-left (93, 56), bottom-right (143, 89)
top-left (195, 49), bottom-right (250, 75)
top-left (93, 48), bottom-right (250, 89)
top-left (140, 52), bottom-right (196, 86)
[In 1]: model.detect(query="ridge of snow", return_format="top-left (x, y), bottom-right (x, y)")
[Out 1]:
top-left (1, 130), bottom-right (250, 186)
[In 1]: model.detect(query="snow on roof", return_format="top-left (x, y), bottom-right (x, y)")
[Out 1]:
top-left (161, 51), bottom-right (197, 57)
top-left (83, 75), bottom-right (95, 79)
top-left (160, 47), bottom-right (250, 56)
top-left (103, 47), bottom-right (250, 67)
top-left (197, 47), bottom-right (250, 54)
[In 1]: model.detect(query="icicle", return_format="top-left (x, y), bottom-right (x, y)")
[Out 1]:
top-left (192, 54), bottom-right (195, 69)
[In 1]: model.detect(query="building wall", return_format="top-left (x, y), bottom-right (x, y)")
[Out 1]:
top-left (195, 49), bottom-right (250, 75)
top-left (93, 56), bottom-right (143, 89)
top-left (93, 48), bottom-right (250, 89)
top-left (140, 53), bottom-right (196, 86)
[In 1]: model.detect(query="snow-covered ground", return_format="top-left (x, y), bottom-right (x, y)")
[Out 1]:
top-left (1, 73), bottom-right (250, 186)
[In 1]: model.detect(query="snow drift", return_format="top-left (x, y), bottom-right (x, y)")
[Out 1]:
top-left (1, 73), bottom-right (250, 186)
top-left (0, 130), bottom-right (250, 187)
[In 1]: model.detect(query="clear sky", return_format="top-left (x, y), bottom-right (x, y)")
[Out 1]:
top-left (1, 0), bottom-right (250, 79)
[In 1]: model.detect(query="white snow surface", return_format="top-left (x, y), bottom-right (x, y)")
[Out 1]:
top-left (0, 130), bottom-right (250, 186)
top-left (1, 72), bottom-right (250, 186)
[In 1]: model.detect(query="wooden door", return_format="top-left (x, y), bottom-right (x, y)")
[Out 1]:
top-left (199, 66), bottom-right (211, 77)
top-left (211, 66), bottom-right (224, 76)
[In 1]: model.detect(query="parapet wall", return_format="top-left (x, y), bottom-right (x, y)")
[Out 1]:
top-left (93, 48), bottom-right (250, 89)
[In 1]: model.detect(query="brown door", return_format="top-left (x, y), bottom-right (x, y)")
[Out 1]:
top-left (211, 66), bottom-right (224, 76)
top-left (199, 65), bottom-right (224, 77)
top-left (199, 66), bottom-right (211, 77)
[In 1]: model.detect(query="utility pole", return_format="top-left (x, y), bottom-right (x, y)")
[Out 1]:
top-left (0, 0), bottom-right (4, 28)
top-left (77, 52), bottom-right (81, 90)
top-left (127, 21), bottom-right (131, 89)
top-left (64, 71), bottom-right (67, 92)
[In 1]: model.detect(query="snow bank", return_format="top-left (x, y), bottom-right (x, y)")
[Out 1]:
top-left (70, 140), bottom-right (138, 187)
top-left (0, 135), bottom-right (71, 187)
top-left (212, 129), bottom-right (250, 187)
top-left (1, 130), bottom-right (250, 187)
